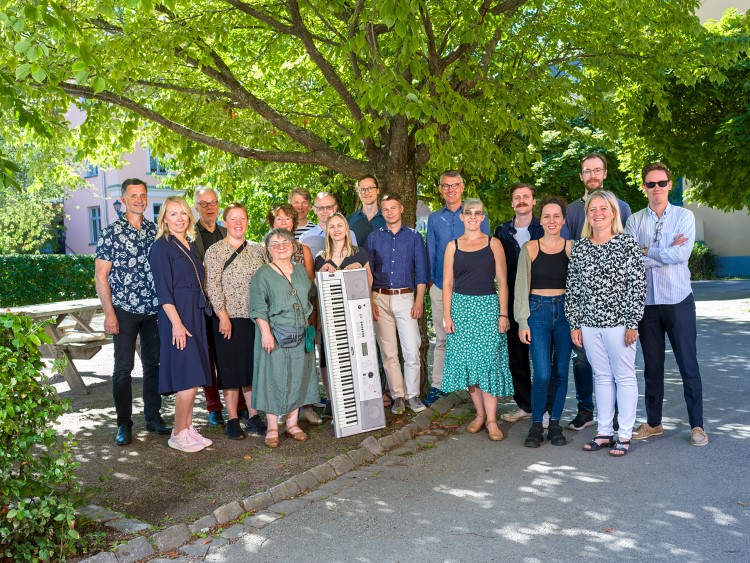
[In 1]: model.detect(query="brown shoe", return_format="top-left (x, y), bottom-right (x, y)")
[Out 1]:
top-left (632, 422), bottom-right (664, 440)
top-left (264, 430), bottom-right (279, 448)
top-left (467, 415), bottom-right (486, 433)
top-left (690, 427), bottom-right (708, 447)
top-left (286, 425), bottom-right (309, 442)
top-left (485, 420), bottom-right (504, 441)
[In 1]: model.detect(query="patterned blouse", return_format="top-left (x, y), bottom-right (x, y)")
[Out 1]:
top-left (204, 239), bottom-right (267, 318)
top-left (95, 216), bottom-right (159, 315)
top-left (564, 234), bottom-right (646, 330)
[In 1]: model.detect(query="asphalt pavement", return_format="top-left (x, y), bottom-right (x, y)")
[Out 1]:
top-left (204, 281), bottom-right (750, 562)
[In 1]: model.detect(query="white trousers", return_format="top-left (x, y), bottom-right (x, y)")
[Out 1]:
top-left (373, 292), bottom-right (422, 399)
top-left (429, 284), bottom-right (446, 389)
top-left (581, 325), bottom-right (638, 440)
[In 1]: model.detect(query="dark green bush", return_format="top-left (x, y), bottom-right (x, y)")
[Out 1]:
top-left (689, 242), bottom-right (717, 280)
top-left (0, 314), bottom-right (82, 561)
top-left (0, 255), bottom-right (96, 307)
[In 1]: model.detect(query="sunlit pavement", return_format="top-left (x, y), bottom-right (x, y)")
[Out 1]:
top-left (207, 281), bottom-right (750, 562)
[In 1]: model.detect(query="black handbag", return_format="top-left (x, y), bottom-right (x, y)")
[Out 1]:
top-left (269, 262), bottom-right (307, 348)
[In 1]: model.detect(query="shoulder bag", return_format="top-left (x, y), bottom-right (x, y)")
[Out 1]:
top-left (269, 263), bottom-right (311, 349)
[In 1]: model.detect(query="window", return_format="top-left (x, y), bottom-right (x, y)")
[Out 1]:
top-left (88, 206), bottom-right (102, 244)
top-left (82, 160), bottom-right (99, 178)
top-left (148, 150), bottom-right (169, 175)
top-left (152, 203), bottom-right (162, 219)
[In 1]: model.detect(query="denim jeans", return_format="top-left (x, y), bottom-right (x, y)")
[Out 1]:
top-left (112, 307), bottom-right (161, 426)
top-left (528, 295), bottom-right (573, 423)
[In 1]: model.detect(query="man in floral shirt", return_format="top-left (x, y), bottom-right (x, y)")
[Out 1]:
top-left (95, 178), bottom-right (170, 446)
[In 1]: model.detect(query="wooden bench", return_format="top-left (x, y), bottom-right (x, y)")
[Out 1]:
top-left (55, 332), bottom-right (113, 360)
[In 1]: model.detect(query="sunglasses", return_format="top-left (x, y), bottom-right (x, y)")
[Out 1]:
top-left (644, 180), bottom-right (669, 189)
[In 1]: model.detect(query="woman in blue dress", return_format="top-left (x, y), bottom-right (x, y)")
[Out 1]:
top-left (149, 196), bottom-right (212, 453)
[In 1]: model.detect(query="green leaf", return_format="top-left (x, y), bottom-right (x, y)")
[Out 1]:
top-left (15, 63), bottom-right (32, 80)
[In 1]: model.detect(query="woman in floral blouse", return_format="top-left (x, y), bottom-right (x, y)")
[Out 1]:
top-left (565, 190), bottom-right (646, 457)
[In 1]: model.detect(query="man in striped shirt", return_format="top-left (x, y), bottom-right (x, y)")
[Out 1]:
top-left (625, 162), bottom-right (707, 447)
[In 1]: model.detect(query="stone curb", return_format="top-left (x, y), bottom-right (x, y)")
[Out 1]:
top-left (78, 391), bottom-right (467, 563)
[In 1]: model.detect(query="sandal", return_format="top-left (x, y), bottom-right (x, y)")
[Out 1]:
top-left (583, 435), bottom-right (614, 452)
top-left (467, 414), bottom-right (487, 433)
top-left (609, 439), bottom-right (631, 457)
top-left (286, 425), bottom-right (309, 442)
top-left (264, 429), bottom-right (279, 448)
top-left (485, 420), bottom-right (504, 441)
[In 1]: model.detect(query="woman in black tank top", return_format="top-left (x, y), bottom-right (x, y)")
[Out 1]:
top-left (513, 196), bottom-right (573, 448)
top-left (439, 198), bottom-right (513, 442)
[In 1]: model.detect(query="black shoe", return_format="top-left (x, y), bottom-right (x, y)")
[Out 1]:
top-left (322, 402), bottom-right (333, 419)
top-left (567, 409), bottom-right (594, 431)
top-left (208, 410), bottom-right (225, 426)
top-left (115, 424), bottom-right (132, 446)
top-left (237, 408), bottom-right (250, 420)
top-left (524, 423), bottom-right (544, 448)
top-left (226, 418), bottom-right (246, 440)
top-left (145, 415), bottom-right (172, 435)
top-left (245, 414), bottom-right (268, 436)
top-left (547, 421), bottom-right (567, 446)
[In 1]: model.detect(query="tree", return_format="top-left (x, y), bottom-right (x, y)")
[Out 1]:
top-left (0, 0), bottom-right (720, 224)
top-left (620, 10), bottom-right (750, 211)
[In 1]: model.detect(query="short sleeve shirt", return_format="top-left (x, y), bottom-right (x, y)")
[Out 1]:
top-left (95, 217), bottom-right (159, 315)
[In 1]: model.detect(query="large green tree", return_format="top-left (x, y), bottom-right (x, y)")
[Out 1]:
top-left (620, 9), bottom-right (750, 211)
top-left (0, 0), bottom-right (727, 223)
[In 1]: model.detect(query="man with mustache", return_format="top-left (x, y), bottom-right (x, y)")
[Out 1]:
top-left (563, 154), bottom-right (632, 431)
top-left (494, 184), bottom-right (544, 423)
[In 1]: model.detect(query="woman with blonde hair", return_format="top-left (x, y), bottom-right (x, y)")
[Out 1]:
top-left (565, 190), bottom-right (645, 457)
top-left (149, 196), bottom-right (212, 452)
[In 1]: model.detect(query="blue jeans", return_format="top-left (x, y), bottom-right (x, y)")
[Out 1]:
top-left (528, 295), bottom-right (573, 423)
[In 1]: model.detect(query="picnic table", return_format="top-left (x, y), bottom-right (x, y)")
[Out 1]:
top-left (10, 298), bottom-right (111, 395)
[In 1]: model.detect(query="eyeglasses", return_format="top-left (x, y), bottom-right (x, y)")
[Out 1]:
top-left (314, 204), bottom-right (336, 212)
top-left (653, 220), bottom-right (663, 244)
top-left (440, 182), bottom-right (463, 191)
top-left (359, 186), bottom-right (378, 194)
top-left (581, 168), bottom-right (606, 177)
top-left (197, 200), bottom-right (218, 209)
top-left (269, 241), bottom-right (293, 249)
top-left (644, 180), bottom-right (669, 189)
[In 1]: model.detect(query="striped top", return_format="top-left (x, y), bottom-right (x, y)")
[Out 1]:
top-left (625, 204), bottom-right (694, 305)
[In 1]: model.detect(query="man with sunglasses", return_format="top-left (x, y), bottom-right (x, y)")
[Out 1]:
top-left (348, 175), bottom-right (386, 247)
top-left (425, 170), bottom-right (490, 406)
top-left (626, 162), bottom-right (707, 446)
top-left (193, 188), bottom-right (250, 427)
top-left (563, 154), bottom-right (632, 432)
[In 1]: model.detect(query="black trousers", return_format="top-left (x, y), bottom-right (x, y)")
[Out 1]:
top-left (638, 294), bottom-right (704, 429)
top-left (112, 307), bottom-right (161, 427)
top-left (507, 315), bottom-right (532, 413)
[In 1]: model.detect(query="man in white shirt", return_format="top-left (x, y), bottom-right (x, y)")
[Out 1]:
top-left (299, 192), bottom-right (357, 257)
top-left (626, 162), bottom-right (707, 447)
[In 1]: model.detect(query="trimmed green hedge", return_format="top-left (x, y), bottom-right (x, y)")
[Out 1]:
top-left (0, 255), bottom-right (96, 307)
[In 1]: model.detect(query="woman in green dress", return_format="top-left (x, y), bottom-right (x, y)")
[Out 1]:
top-left (249, 228), bottom-right (318, 448)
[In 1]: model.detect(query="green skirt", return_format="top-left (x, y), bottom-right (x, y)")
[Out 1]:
top-left (442, 292), bottom-right (513, 398)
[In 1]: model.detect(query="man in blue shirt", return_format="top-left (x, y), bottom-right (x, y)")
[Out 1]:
top-left (564, 154), bottom-right (632, 432)
top-left (626, 162), bottom-right (707, 447)
top-left (425, 170), bottom-right (490, 405)
top-left (494, 184), bottom-right (544, 423)
top-left (95, 178), bottom-right (169, 446)
top-left (367, 193), bottom-right (429, 415)
top-left (348, 175), bottom-right (386, 247)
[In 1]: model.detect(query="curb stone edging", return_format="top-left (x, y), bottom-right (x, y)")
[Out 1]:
top-left (77, 391), bottom-right (467, 563)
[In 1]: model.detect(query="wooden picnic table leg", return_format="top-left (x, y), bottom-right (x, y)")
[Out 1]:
top-left (70, 311), bottom-right (96, 334)
top-left (54, 347), bottom-right (89, 395)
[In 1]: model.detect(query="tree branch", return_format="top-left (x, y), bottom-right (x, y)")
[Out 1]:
top-left (134, 80), bottom-right (230, 99)
top-left (55, 82), bottom-right (369, 174)
top-left (419, 4), bottom-right (442, 76)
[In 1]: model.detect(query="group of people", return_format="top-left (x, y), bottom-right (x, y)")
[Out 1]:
top-left (95, 153), bottom-right (707, 456)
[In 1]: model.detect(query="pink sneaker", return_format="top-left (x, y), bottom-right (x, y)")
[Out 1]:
top-left (168, 429), bottom-right (205, 453)
top-left (188, 425), bottom-right (213, 448)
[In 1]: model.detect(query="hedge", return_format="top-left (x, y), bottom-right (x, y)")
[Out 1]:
top-left (0, 255), bottom-right (96, 308)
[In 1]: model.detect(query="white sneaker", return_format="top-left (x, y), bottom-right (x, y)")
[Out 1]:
top-left (501, 408), bottom-right (532, 423)
top-left (542, 412), bottom-right (550, 429)
top-left (168, 429), bottom-right (205, 452)
top-left (188, 425), bottom-right (213, 447)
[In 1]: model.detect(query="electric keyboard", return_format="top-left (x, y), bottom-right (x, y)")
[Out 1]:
top-left (316, 268), bottom-right (385, 438)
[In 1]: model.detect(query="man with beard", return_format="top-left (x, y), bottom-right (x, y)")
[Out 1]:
top-left (564, 154), bottom-right (632, 431)
top-left (494, 184), bottom-right (544, 424)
